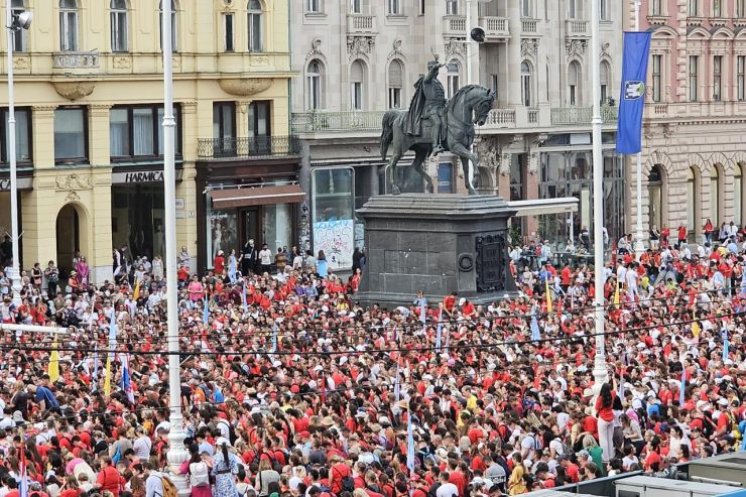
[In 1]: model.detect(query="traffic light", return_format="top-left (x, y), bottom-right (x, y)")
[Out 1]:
top-left (470, 27), bottom-right (485, 43)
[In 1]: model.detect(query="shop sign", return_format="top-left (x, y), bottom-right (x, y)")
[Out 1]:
top-left (0, 178), bottom-right (33, 191)
top-left (124, 171), bottom-right (164, 183)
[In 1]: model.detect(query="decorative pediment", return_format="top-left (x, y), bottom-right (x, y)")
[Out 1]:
top-left (347, 35), bottom-right (375, 59)
top-left (52, 81), bottom-right (95, 101)
top-left (219, 78), bottom-right (273, 96)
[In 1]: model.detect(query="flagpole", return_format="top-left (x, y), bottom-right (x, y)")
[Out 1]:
top-left (162, 0), bottom-right (189, 492)
top-left (633, 0), bottom-right (645, 259)
top-left (591, 0), bottom-right (609, 390)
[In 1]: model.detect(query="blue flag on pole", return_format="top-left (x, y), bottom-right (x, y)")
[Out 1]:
top-left (435, 309), bottom-right (443, 350)
top-left (679, 368), bottom-right (686, 407)
top-left (616, 31), bottom-right (652, 154)
top-left (723, 329), bottom-right (730, 361)
top-left (530, 313), bottom-right (540, 342)
top-left (203, 299), bottom-right (210, 324)
top-left (406, 410), bottom-right (415, 473)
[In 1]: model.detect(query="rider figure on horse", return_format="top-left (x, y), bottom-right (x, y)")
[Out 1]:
top-left (404, 57), bottom-right (447, 155)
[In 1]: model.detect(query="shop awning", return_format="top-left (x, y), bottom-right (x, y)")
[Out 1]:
top-left (508, 197), bottom-right (579, 218)
top-left (209, 184), bottom-right (305, 209)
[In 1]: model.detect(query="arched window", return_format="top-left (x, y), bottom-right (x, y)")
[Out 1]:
top-left (59, 0), bottom-right (79, 52)
top-left (710, 164), bottom-right (721, 225)
top-left (648, 165), bottom-right (664, 230)
top-left (686, 167), bottom-right (699, 232)
top-left (568, 61), bottom-right (580, 106)
top-left (447, 59), bottom-right (461, 98)
top-left (388, 60), bottom-right (404, 109)
top-left (111, 0), bottom-right (128, 52)
top-left (736, 164), bottom-right (743, 225)
top-left (521, 61), bottom-right (532, 107)
top-left (350, 60), bottom-right (366, 110)
top-left (11, 0), bottom-right (27, 52)
top-left (248, 0), bottom-right (263, 53)
top-left (600, 61), bottom-right (611, 104)
top-left (159, 0), bottom-right (178, 52)
top-left (306, 60), bottom-right (324, 110)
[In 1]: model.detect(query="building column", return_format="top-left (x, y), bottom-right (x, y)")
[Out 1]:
top-left (31, 105), bottom-right (56, 169)
top-left (89, 104), bottom-right (112, 167)
top-left (507, 3), bottom-right (523, 106)
top-left (90, 167), bottom-right (113, 285)
top-left (178, 101), bottom-right (199, 273)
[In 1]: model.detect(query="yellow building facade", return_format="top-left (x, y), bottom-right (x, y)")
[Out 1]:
top-left (0, 0), bottom-right (298, 282)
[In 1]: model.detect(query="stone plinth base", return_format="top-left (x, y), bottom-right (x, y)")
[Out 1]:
top-left (355, 194), bottom-right (518, 308)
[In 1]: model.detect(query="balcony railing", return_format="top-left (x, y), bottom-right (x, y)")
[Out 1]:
top-left (442, 15), bottom-right (467, 35)
top-left (53, 50), bottom-right (99, 69)
top-left (291, 111), bottom-right (388, 133)
top-left (550, 106), bottom-right (618, 125)
top-left (197, 135), bottom-right (300, 159)
top-left (479, 16), bottom-right (510, 38)
top-left (346, 14), bottom-right (376, 33)
top-left (485, 109), bottom-right (516, 127)
top-left (565, 19), bottom-right (590, 38)
top-left (521, 18), bottom-right (539, 33)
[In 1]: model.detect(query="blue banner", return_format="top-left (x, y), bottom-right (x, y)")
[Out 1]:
top-left (616, 31), bottom-right (652, 154)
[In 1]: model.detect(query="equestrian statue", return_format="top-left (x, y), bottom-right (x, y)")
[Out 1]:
top-left (380, 56), bottom-right (495, 195)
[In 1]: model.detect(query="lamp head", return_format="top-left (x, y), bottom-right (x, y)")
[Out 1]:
top-left (470, 27), bottom-right (485, 43)
top-left (11, 11), bottom-right (32, 31)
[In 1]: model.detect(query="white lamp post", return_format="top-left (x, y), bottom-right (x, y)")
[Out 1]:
top-left (5, 5), bottom-right (32, 306)
top-left (591, 0), bottom-right (608, 387)
top-left (632, 0), bottom-right (645, 259)
top-left (161, 0), bottom-right (189, 494)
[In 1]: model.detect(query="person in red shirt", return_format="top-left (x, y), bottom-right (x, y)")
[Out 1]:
top-left (95, 457), bottom-right (125, 497)
top-left (677, 225), bottom-right (687, 245)
top-left (595, 383), bottom-right (616, 463)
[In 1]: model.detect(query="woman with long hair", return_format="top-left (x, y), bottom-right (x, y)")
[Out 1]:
top-left (595, 382), bottom-right (616, 463)
top-left (212, 440), bottom-right (240, 497)
top-left (180, 445), bottom-right (213, 497)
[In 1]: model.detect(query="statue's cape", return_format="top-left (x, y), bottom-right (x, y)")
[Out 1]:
top-left (403, 76), bottom-right (427, 136)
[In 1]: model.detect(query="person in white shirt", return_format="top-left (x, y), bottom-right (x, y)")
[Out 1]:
top-left (144, 462), bottom-right (164, 497)
top-left (258, 244), bottom-right (273, 274)
top-left (435, 473), bottom-right (459, 497)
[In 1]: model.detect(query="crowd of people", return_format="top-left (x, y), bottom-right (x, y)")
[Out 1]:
top-left (0, 228), bottom-right (744, 497)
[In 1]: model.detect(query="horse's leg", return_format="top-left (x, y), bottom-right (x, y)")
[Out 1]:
top-left (413, 149), bottom-right (434, 193)
top-left (449, 142), bottom-right (479, 195)
top-left (388, 151), bottom-right (403, 195)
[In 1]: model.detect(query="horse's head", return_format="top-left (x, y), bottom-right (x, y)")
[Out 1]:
top-left (473, 88), bottom-right (495, 126)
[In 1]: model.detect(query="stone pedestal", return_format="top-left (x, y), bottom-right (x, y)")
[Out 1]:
top-left (355, 194), bottom-right (518, 308)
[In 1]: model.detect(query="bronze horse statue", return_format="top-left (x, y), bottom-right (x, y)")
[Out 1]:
top-left (380, 84), bottom-right (495, 195)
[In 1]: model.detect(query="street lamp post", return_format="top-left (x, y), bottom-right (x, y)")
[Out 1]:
top-left (161, 0), bottom-right (189, 494)
top-left (632, 0), bottom-right (645, 259)
top-left (591, 0), bottom-right (608, 388)
top-left (5, 5), bottom-right (31, 306)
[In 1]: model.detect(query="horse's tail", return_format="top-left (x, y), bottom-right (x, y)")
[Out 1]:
top-left (380, 110), bottom-right (398, 160)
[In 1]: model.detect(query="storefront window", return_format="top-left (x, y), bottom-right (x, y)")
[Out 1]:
top-left (111, 184), bottom-right (165, 260)
top-left (206, 197), bottom-right (238, 267)
top-left (263, 204), bottom-right (292, 252)
top-left (313, 168), bottom-right (354, 269)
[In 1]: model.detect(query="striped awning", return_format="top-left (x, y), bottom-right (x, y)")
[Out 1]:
top-left (209, 184), bottom-right (305, 209)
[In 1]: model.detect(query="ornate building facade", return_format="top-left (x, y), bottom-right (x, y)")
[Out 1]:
top-left (629, 0), bottom-right (746, 240)
top-left (290, 0), bottom-right (624, 268)
top-left (0, 0), bottom-right (297, 280)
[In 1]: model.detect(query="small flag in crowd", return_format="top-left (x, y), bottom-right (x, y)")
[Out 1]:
top-left (723, 328), bottom-right (730, 362)
top-left (530, 312), bottom-right (540, 342)
top-left (103, 357), bottom-right (112, 397)
top-left (271, 324), bottom-right (279, 353)
top-left (679, 367), bottom-right (686, 407)
top-left (418, 296), bottom-right (427, 324)
top-left (108, 310), bottom-right (118, 361)
top-left (19, 437), bottom-right (28, 497)
top-left (91, 344), bottom-right (99, 393)
top-left (394, 362), bottom-right (401, 403)
top-left (545, 279), bottom-right (553, 313)
top-left (613, 276), bottom-right (621, 306)
top-left (241, 281), bottom-right (248, 312)
top-left (435, 308), bottom-right (443, 350)
top-left (203, 299), bottom-right (210, 324)
top-left (406, 407), bottom-right (416, 473)
top-left (48, 342), bottom-right (60, 383)
top-left (133, 278), bottom-right (141, 300)
top-left (120, 353), bottom-right (135, 404)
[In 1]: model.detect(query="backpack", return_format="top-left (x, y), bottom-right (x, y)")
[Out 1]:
top-left (159, 476), bottom-right (178, 497)
top-left (341, 476), bottom-right (355, 493)
top-left (189, 462), bottom-right (210, 488)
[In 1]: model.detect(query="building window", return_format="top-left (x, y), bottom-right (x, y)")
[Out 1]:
top-left (312, 168), bottom-right (355, 269)
top-left (600, 61), bottom-right (610, 104)
top-left (447, 59), bottom-right (461, 98)
top-left (710, 165), bottom-right (720, 224)
top-left (568, 61), bottom-right (580, 106)
top-left (212, 102), bottom-right (236, 156)
top-left (739, 56), bottom-right (745, 101)
top-left (651, 0), bottom-right (662, 15)
top-left (388, 60), bottom-right (404, 109)
top-left (438, 163), bottom-right (454, 193)
top-left (713, 55), bottom-right (722, 101)
top-left (510, 155), bottom-right (524, 201)
top-left (600, 0), bottom-right (610, 20)
top-left (686, 167), bottom-right (698, 231)
top-left (521, 0), bottom-right (532, 17)
top-left (350, 59), bottom-right (366, 110)
top-left (248, 101), bottom-right (271, 154)
top-left (110, 105), bottom-right (181, 159)
top-left (306, 59), bottom-right (324, 110)
top-left (306, 0), bottom-right (322, 13)
top-left (59, 0), bottom-right (79, 52)
top-left (736, 164), bottom-right (743, 225)
top-left (713, 0), bottom-right (722, 17)
top-left (689, 55), bottom-right (698, 102)
top-left (350, 0), bottom-right (361, 14)
top-left (159, 0), bottom-right (178, 52)
top-left (648, 165), bottom-right (664, 230)
top-left (739, 0), bottom-right (746, 18)
top-left (418, 0), bottom-right (425, 15)
top-left (568, 0), bottom-right (577, 19)
top-left (652, 54), bottom-right (662, 102)
top-left (446, 0), bottom-right (459, 15)
top-left (54, 107), bottom-right (87, 164)
top-left (688, 0), bottom-right (697, 16)
top-left (521, 61), bottom-right (532, 106)
top-left (0, 108), bottom-right (32, 164)
top-left (223, 13), bottom-right (234, 52)
top-left (11, 0), bottom-right (28, 52)
top-left (387, 0), bottom-right (400, 15)
top-left (248, 0), bottom-right (263, 53)
top-left (490, 74), bottom-right (499, 95)
top-left (110, 0), bottom-right (128, 52)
